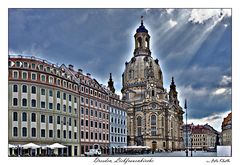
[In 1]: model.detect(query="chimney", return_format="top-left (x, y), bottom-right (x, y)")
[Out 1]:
top-left (87, 73), bottom-right (91, 77)
top-left (69, 64), bottom-right (74, 70)
top-left (78, 69), bottom-right (83, 74)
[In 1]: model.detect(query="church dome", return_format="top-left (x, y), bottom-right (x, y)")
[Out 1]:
top-left (122, 55), bottom-right (163, 89)
top-left (122, 16), bottom-right (163, 90)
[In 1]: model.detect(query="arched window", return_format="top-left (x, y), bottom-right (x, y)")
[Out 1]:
top-left (22, 127), bottom-right (27, 137)
top-left (13, 98), bottom-right (18, 106)
top-left (22, 98), bottom-right (27, 107)
top-left (31, 99), bottom-right (36, 107)
top-left (145, 38), bottom-right (149, 48)
top-left (137, 116), bottom-right (142, 136)
top-left (22, 85), bottom-right (27, 93)
top-left (13, 85), bottom-right (18, 92)
top-left (152, 90), bottom-right (155, 97)
top-left (13, 127), bottom-right (18, 136)
top-left (151, 115), bottom-right (157, 136)
top-left (31, 86), bottom-right (36, 94)
top-left (13, 112), bottom-right (18, 121)
top-left (31, 128), bottom-right (36, 137)
top-left (22, 112), bottom-right (27, 121)
top-left (137, 37), bottom-right (142, 48)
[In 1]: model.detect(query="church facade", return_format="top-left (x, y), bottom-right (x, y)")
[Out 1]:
top-left (121, 17), bottom-right (184, 151)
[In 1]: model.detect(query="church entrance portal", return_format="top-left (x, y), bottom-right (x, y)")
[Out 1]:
top-left (152, 141), bottom-right (157, 151)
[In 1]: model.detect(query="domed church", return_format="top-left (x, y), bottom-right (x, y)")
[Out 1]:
top-left (122, 17), bottom-right (184, 151)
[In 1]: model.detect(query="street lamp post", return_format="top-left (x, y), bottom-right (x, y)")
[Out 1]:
top-left (185, 99), bottom-right (188, 157)
top-left (191, 134), bottom-right (193, 157)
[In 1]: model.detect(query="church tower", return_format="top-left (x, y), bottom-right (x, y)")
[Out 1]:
top-left (169, 77), bottom-right (179, 106)
top-left (134, 16), bottom-right (151, 57)
top-left (122, 16), bottom-right (184, 151)
top-left (108, 73), bottom-right (115, 93)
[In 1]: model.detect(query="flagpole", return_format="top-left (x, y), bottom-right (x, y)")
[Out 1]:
top-left (185, 99), bottom-right (188, 157)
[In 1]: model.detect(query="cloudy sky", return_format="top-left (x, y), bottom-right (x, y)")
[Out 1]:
top-left (9, 9), bottom-right (232, 131)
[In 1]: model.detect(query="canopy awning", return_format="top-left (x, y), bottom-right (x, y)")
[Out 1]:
top-left (48, 143), bottom-right (66, 149)
top-left (8, 144), bottom-right (17, 148)
top-left (22, 143), bottom-right (41, 149)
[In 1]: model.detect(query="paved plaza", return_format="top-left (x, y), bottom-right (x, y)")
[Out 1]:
top-left (107, 151), bottom-right (217, 157)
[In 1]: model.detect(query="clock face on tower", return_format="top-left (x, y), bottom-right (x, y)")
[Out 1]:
top-left (151, 103), bottom-right (156, 109)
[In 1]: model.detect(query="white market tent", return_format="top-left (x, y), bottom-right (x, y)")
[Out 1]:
top-left (22, 143), bottom-right (41, 149)
top-left (48, 143), bottom-right (66, 149)
top-left (8, 144), bottom-right (17, 148)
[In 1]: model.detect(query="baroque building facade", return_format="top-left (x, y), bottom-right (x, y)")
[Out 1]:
top-left (8, 55), bottom-right (111, 156)
top-left (221, 112), bottom-right (232, 146)
top-left (105, 73), bottom-right (128, 154)
top-left (122, 17), bottom-right (184, 151)
top-left (8, 55), bottom-right (81, 156)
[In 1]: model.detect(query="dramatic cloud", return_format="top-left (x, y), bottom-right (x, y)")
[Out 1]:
top-left (9, 9), bottom-right (232, 130)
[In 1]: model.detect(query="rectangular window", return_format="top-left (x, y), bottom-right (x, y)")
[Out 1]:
top-left (41, 129), bottom-right (45, 137)
top-left (91, 109), bottom-right (93, 116)
top-left (57, 91), bottom-right (60, 98)
top-left (69, 131), bottom-right (72, 139)
top-left (49, 76), bottom-right (54, 84)
top-left (81, 131), bottom-right (84, 139)
top-left (41, 115), bottom-right (45, 123)
top-left (22, 72), bottom-right (27, 80)
top-left (22, 85), bottom-right (27, 93)
top-left (57, 103), bottom-right (61, 110)
top-left (23, 62), bottom-right (28, 68)
top-left (41, 74), bottom-right (46, 82)
top-left (86, 120), bottom-right (88, 127)
top-left (49, 130), bottom-right (53, 138)
top-left (63, 130), bottom-right (66, 139)
top-left (57, 129), bottom-right (60, 138)
top-left (74, 97), bottom-right (77, 103)
top-left (86, 109), bottom-right (89, 115)
top-left (81, 107), bottom-right (84, 115)
top-left (41, 88), bottom-right (45, 95)
top-left (86, 132), bottom-right (88, 139)
top-left (49, 90), bottom-right (53, 97)
top-left (74, 132), bottom-right (77, 139)
top-left (22, 98), bottom-right (27, 107)
top-left (28, 129), bottom-right (35, 139)
top-left (41, 101), bottom-right (45, 109)
top-left (81, 97), bottom-right (84, 103)
top-left (69, 106), bottom-right (72, 113)
top-left (31, 86), bottom-right (36, 94)
top-left (22, 127), bottom-right (27, 137)
top-left (49, 103), bottom-right (53, 110)
top-left (63, 93), bottom-right (66, 100)
top-left (57, 116), bottom-right (60, 124)
top-left (31, 73), bottom-right (36, 80)
top-left (22, 112), bottom-right (27, 121)
top-left (69, 118), bottom-right (72, 126)
top-left (90, 121), bottom-right (93, 127)
top-left (95, 133), bottom-right (97, 140)
top-left (31, 113), bottom-right (36, 122)
top-left (13, 127), bottom-right (18, 136)
top-left (49, 116), bottom-right (53, 123)
top-left (69, 95), bottom-right (71, 101)
top-left (74, 120), bottom-right (77, 127)
top-left (13, 71), bottom-right (18, 79)
top-left (31, 63), bottom-right (36, 69)
top-left (13, 85), bottom-right (18, 92)
top-left (13, 98), bottom-right (18, 106)
top-left (91, 132), bottom-right (93, 139)
top-left (13, 112), bottom-right (18, 121)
